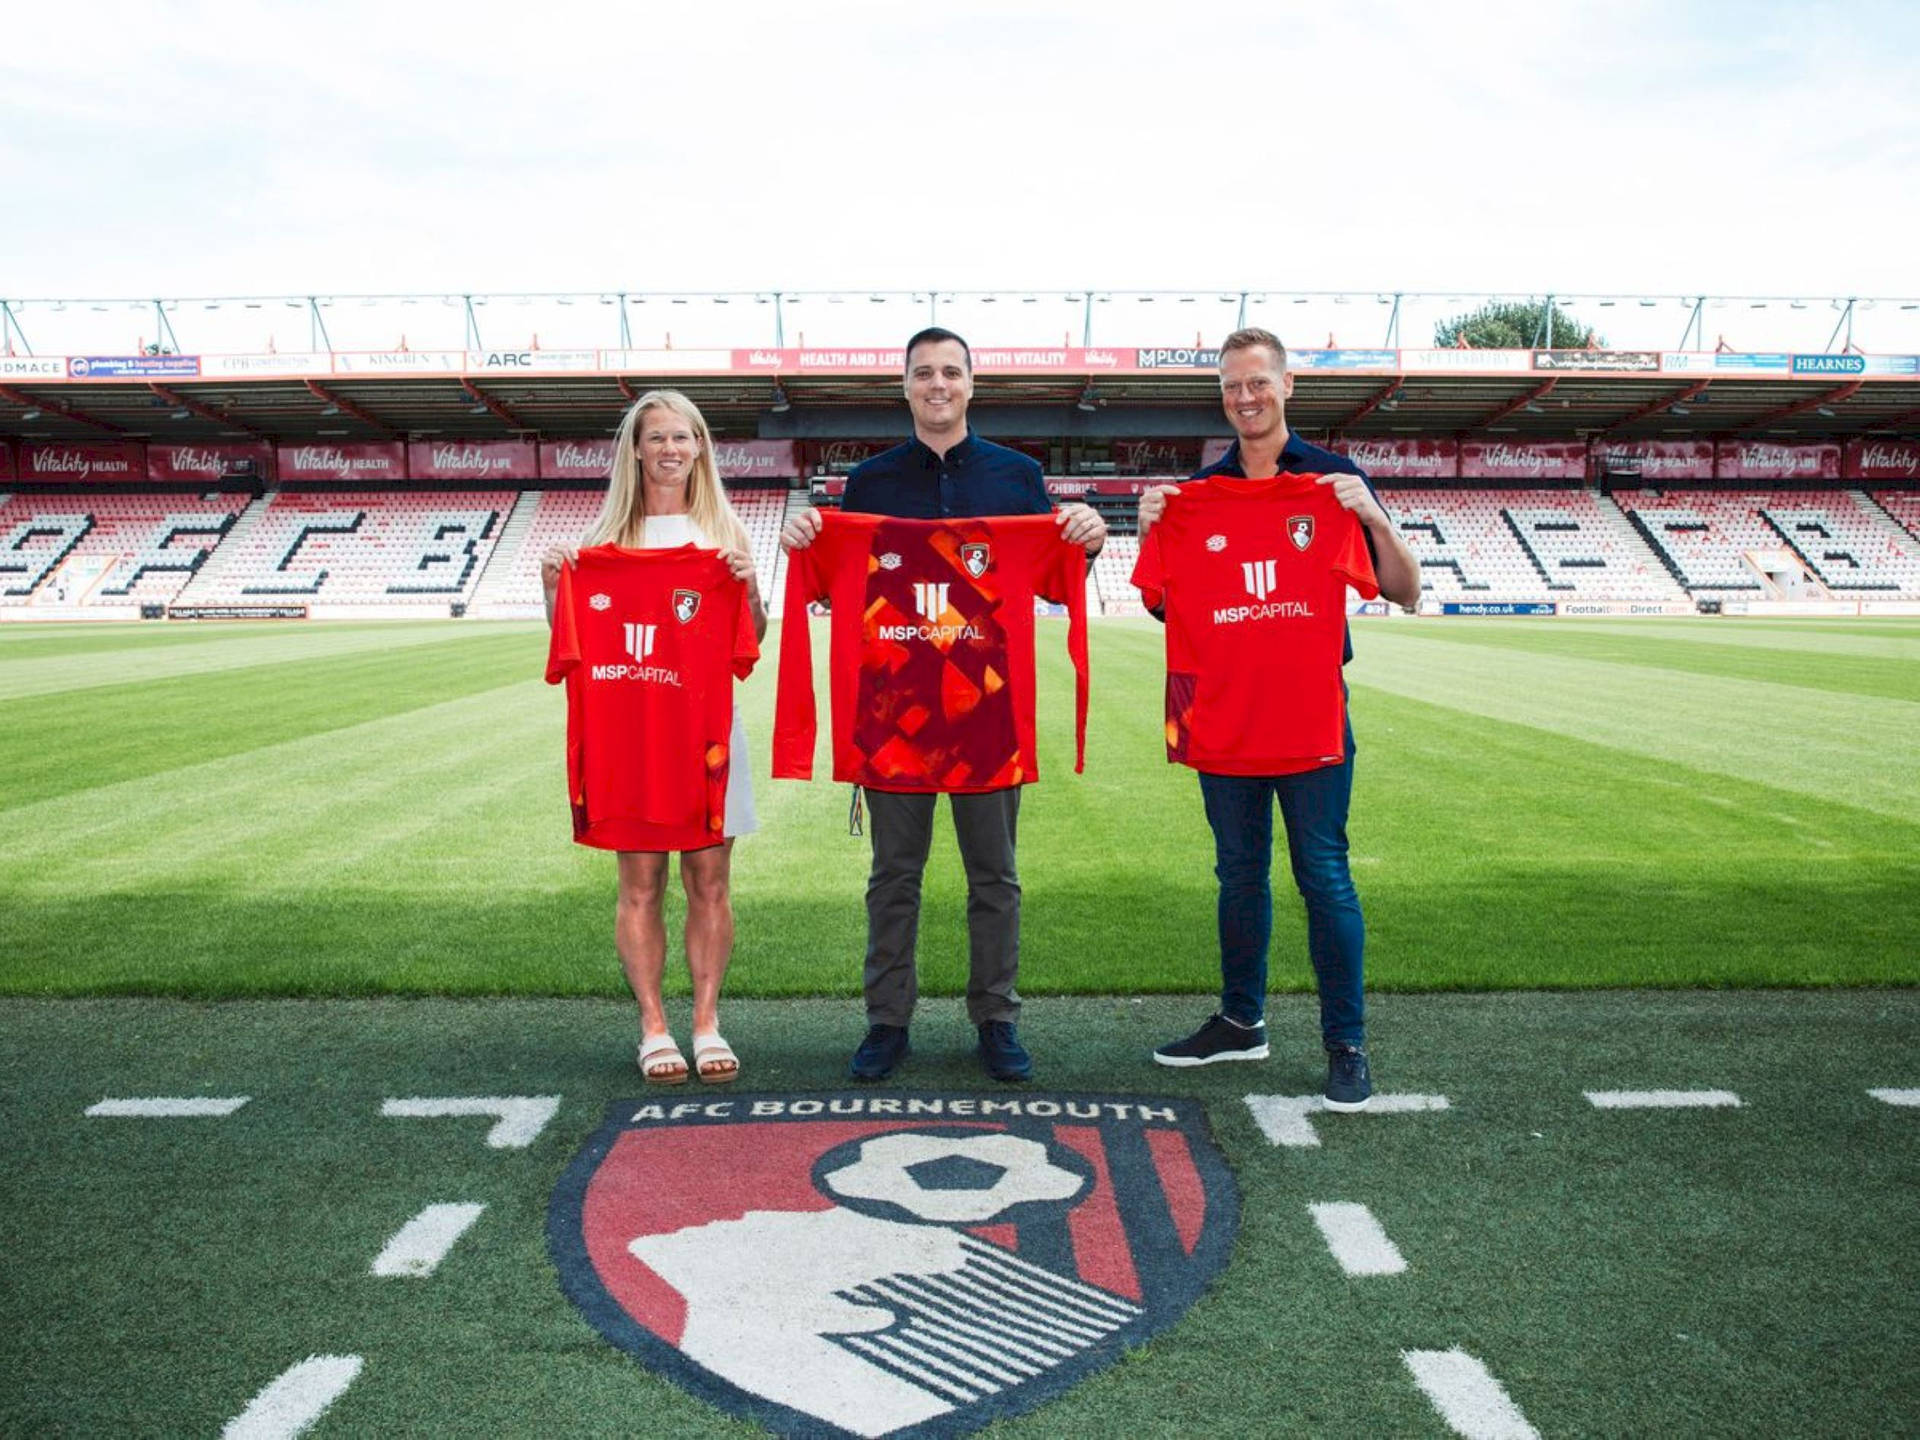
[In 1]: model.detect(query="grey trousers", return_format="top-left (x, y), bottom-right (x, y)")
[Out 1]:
top-left (862, 786), bottom-right (1023, 1027)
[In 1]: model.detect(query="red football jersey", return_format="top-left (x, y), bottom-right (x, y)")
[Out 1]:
top-left (773, 511), bottom-right (1089, 792)
top-left (1131, 474), bottom-right (1379, 776)
top-left (545, 545), bottom-right (758, 851)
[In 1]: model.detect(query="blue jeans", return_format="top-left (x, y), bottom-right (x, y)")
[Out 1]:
top-left (1198, 728), bottom-right (1364, 1048)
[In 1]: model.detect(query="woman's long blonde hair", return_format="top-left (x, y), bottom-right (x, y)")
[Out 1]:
top-left (583, 389), bottom-right (749, 553)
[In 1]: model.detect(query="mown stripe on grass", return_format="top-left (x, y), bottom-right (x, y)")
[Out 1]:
top-left (0, 628), bottom-right (548, 810)
top-left (1348, 629), bottom-right (1920, 820)
top-left (0, 621), bottom-right (542, 702)
top-left (1364, 620), bottom-right (1920, 703)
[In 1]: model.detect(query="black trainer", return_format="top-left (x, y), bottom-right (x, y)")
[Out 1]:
top-left (977, 1021), bottom-right (1032, 1082)
top-left (1154, 1013), bottom-right (1270, 1067)
top-left (850, 1023), bottom-right (909, 1081)
top-left (1324, 1042), bottom-right (1373, 1111)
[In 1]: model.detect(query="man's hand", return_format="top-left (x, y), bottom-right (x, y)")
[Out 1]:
top-left (1316, 473), bottom-right (1391, 531)
top-left (1055, 501), bottom-right (1107, 554)
top-left (1136, 484), bottom-right (1179, 540)
top-left (780, 508), bottom-right (824, 551)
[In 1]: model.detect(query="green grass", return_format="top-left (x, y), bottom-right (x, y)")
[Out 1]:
top-left (1, 616), bottom-right (1916, 997)
top-left (3, 991), bottom-right (1915, 1436)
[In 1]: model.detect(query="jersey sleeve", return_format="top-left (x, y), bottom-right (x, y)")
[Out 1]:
top-left (1130, 508), bottom-right (1170, 612)
top-left (543, 561), bottom-right (580, 683)
top-left (1332, 509), bottom-right (1381, 599)
top-left (771, 518), bottom-right (833, 779)
top-left (1056, 533), bottom-right (1090, 773)
top-left (729, 567), bottom-right (760, 680)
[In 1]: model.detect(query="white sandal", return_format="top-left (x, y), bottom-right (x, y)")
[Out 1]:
top-left (638, 1034), bottom-right (689, 1086)
top-left (691, 1032), bottom-right (740, 1085)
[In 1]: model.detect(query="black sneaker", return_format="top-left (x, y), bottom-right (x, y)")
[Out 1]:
top-left (1324, 1043), bottom-right (1372, 1111)
top-left (1154, 1013), bottom-right (1270, 1068)
top-left (977, 1021), bottom-right (1032, 1082)
top-left (850, 1023), bottom-right (910, 1081)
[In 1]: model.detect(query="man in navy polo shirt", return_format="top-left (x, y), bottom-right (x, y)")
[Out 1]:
top-left (1137, 327), bottom-right (1420, 1110)
top-left (781, 326), bottom-right (1107, 1083)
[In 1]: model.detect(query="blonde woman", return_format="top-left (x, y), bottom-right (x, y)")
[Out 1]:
top-left (542, 390), bottom-right (769, 1083)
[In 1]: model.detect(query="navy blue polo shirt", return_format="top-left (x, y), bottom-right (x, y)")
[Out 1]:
top-left (842, 430), bottom-right (1051, 519)
top-left (1187, 433), bottom-right (1384, 662)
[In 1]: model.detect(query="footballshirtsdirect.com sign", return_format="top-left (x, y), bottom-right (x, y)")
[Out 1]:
top-left (549, 1092), bottom-right (1237, 1439)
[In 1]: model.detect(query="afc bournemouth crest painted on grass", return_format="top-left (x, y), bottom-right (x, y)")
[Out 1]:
top-left (549, 1092), bottom-right (1238, 1438)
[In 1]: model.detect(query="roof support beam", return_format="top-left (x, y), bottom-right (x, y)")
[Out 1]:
top-left (461, 378), bottom-right (526, 431)
top-left (0, 384), bottom-right (126, 434)
top-left (1735, 380), bottom-right (1864, 435)
top-left (146, 383), bottom-right (268, 440)
top-left (304, 380), bottom-right (396, 439)
top-left (1329, 377), bottom-right (1405, 435)
top-left (1599, 380), bottom-right (1713, 436)
top-left (1470, 377), bottom-right (1557, 432)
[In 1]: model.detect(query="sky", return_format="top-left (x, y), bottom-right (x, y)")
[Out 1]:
top-left (3, 0), bottom-right (1917, 353)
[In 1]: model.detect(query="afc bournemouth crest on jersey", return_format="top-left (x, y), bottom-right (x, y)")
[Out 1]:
top-left (672, 589), bottom-right (700, 623)
top-left (549, 1092), bottom-right (1238, 1438)
top-left (959, 542), bottom-right (991, 580)
top-left (1287, 515), bottom-right (1314, 552)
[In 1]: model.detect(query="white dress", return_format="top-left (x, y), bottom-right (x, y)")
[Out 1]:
top-left (639, 513), bottom-right (759, 839)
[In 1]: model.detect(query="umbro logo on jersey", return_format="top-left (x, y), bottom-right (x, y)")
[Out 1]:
top-left (1288, 515), bottom-right (1314, 552)
top-left (673, 589), bottom-right (700, 624)
top-left (589, 592), bottom-right (612, 611)
top-left (960, 542), bottom-right (991, 579)
top-left (624, 623), bottom-right (657, 661)
top-left (1205, 534), bottom-right (1227, 553)
top-left (1241, 559), bottom-right (1278, 601)
top-left (913, 582), bottom-right (950, 621)
top-left (879, 552), bottom-right (902, 571)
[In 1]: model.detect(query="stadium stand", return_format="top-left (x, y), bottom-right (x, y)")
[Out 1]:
top-left (1616, 489), bottom-right (1920, 598)
top-left (1382, 488), bottom-right (1685, 603)
top-left (173, 491), bottom-right (512, 615)
top-left (0, 493), bottom-right (246, 612)
top-left (1870, 490), bottom-right (1920, 547)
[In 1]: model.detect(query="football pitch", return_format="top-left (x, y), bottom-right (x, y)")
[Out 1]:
top-left (2, 615), bottom-right (1917, 1437)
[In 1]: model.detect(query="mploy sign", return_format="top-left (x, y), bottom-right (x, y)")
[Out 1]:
top-left (550, 1092), bottom-right (1237, 1439)
top-left (1593, 440), bottom-right (1715, 481)
top-left (148, 443), bottom-right (272, 482)
top-left (406, 440), bottom-right (538, 481)
top-left (713, 440), bottom-right (800, 479)
top-left (1334, 437), bottom-right (1458, 478)
top-left (1134, 347), bottom-right (1220, 370)
top-left (1714, 441), bottom-right (1841, 481)
top-left (1844, 439), bottom-right (1920, 480)
top-left (19, 441), bottom-right (145, 481)
top-left (1458, 440), bottom-right (1587, 480)
top-left (540, 439), bottom-right (617, 480)
top-left (1533, 349), bottom-right (1661, 372)
top-left (275, 442), bottom-right (407, 481)
top-left (1791, 353), bottom-right (1866, 376)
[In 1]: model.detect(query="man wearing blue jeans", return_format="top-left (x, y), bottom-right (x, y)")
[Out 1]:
top-left (1137, 328), bottom-right (1421, 1109)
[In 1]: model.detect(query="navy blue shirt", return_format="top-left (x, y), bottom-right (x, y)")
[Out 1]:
top-left (1186, 433), bottom-right (1383, 662)
top-left (843, 430), bottom-right (1051, 519)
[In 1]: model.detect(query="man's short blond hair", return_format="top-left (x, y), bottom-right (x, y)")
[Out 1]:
top-left (1220, 328), bottom-right (1288, 371)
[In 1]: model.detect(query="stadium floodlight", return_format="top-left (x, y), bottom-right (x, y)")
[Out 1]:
top-left (769, 382), bottom-right (790, 414)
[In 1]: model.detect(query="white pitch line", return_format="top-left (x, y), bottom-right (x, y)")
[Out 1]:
top-left (1584, 1089), bottom-right (1741, 1109)
top-left (86, 1096), bottom-right (250, 1118)
top-left (1402, 1348), bottom-right (1540, 1440)
top-left (221, 1354), bottom-right (363, 1440)
top-left (1244, 1093), bottom-right (1450, 1148)
top-left (381, 1096), bottom-right (560, 1148)
top-left (1869, 1088), bottom-right (1920, 1107)
top-left (1308, 1202), bottom-right (1407, 1276)
top-left (370, 1202), bottom-right (486, 1278)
